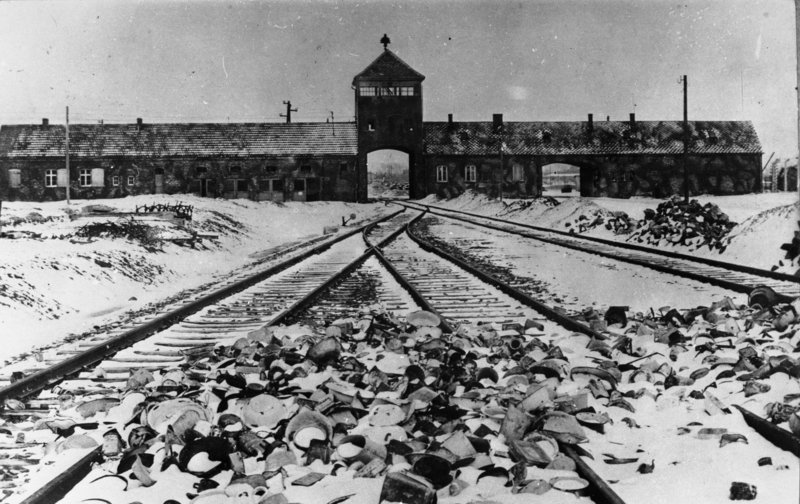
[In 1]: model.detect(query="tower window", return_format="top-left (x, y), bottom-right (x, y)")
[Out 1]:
top-left (436, 165), bottom-right (448, 183)
top-left (464, 164), bottom-right (477, 183)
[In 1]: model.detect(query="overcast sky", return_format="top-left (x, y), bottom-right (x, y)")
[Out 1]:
top-left (0, 0), bottom-right (796, 161)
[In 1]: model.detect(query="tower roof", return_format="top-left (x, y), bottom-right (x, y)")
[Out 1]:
top-left (353, 48), bottom-right (425, 84)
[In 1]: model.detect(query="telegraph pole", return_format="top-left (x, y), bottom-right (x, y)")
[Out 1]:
top-left (796, 0), bottom-right (800, 192)
top-left (65, 106), bottom-right (70, 204)
top-left (682, 75), bottom-right (689, 203)
top-left (280, 101), bottom-right (297, 123)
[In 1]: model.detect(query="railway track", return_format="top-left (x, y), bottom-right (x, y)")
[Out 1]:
top-left (399, 201), bottom-right (800, 301)
top-left (0, 205), bottom-right (797, 504)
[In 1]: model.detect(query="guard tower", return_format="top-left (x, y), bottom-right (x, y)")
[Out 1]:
top-left (353, 34), bottom-right (425, 200)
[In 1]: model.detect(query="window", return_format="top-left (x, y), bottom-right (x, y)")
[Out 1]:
top-left (294, 179), bottom-right (306, 191)
top-left (230, 166), bottom-right (242, 176)
top-left (436, 165), bottom-right (448, 183)
top-left (112, 176), bottom-right (120, 186)
top-left (79, 169), bottom-right (92, 187)
top-left (300, 164), bottom-right (311, 174)
top-left (45, 169), bottom-right (58, 187)
top-left (236, 179), bottom-right (248, 192)
top-left (512, 165), bottom-right (524, 182)
top-left (464, 164), bottom-right (477, 183)
top-left (127, 175), bottom-right (135, 186)
top-left (479, 166), bottom-right (491, 182)
top-left (272, 179), bottom-right (284, 192)
top-left (361, 85), bottom-right (414, 97)
top-left (265, 165), bottom-right (277, 174)
top-left (339, 162), bottom-right (349, 175)
top-left (196, 166), bottom-right (207, 175)
top-left (542, 130), bottom-right (552, 143)
top-left (9, 169), bottom-right (21, 188)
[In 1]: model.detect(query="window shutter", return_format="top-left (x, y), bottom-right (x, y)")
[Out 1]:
top-left (91, 168), bottom-right (105, 187)
top-left (9, 169), bottom-right (21, 188)
top-left (57, 169), bottom-right (68, 187)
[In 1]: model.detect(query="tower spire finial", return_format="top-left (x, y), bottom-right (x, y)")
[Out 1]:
top-left (380, 33), bottom-right (391, 50)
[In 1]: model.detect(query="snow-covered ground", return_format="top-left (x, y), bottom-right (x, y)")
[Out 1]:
top-left (1, 192), bottom-right (796, 363)
top-left (418, 191), bottom-right (799, 273)
top-left (0, 195), bottom-right (391, 363)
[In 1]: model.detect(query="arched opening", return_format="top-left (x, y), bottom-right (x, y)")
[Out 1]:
top-left (542, 163), bottom-right (581, 197)
top-left (367, 149), bottom-right (409, 200)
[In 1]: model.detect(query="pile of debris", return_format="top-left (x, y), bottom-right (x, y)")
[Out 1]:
top-left (774, 220), bottom-right (800, 276)
top-left (75, 219), bottom-right (161, 248)
top-left (3, 297), bottom-right (800, 504)
top-left (603, 212), bottom-right (636, 235)
top-left (625, 197), bottom-right (737, 252)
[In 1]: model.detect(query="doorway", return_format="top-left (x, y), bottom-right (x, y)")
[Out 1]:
top-left (367, 149), bottom-right (409, 200)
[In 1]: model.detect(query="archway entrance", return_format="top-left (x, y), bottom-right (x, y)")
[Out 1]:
top-left (542, 163), bottom-right (581, 197)
top-left (367, 150), bottom-right (410, 200)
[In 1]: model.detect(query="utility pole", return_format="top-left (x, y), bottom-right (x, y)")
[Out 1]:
top-left (65, 106), bottom-right (70, 204)
top-left (681, 75), bottom-right (689, 203)
top-left (796, 0), bottom-right (800, 192)
top-left (280, 100), bottom-right (297, 124)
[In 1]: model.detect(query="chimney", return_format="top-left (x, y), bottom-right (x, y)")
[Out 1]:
top-left (136, 117), bottom-right (143, 131)
top-left (492, 113), bottom-right (503, 133)
top-left (587, 113), bottom-right (593, 137)
top-left (629, 113), bottom-right (636, 130)
top-left (41, 118), bottom-right (49, 127)
top-left (606, 115), bottom-right (610, 122)
top-left (448, 113), bottom-right (453, 125)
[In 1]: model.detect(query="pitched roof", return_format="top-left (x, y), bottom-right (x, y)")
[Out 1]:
top-left (353, 49), bottom-right (425, 83)
top-left (423, 120), bottom-right (762, 156)
top-left (0, 122), bottom-right (357, 158)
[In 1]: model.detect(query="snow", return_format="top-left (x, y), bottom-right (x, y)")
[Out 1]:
top-left (420, 216), bottom-right (744, 314)
top-left (0, 195), bottom-right (391, 364)
top-left (417, 191), bottom-right (800, 272)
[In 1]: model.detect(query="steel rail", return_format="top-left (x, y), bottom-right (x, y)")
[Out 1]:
top-left (399, 201), bottom-right (798, 300)
top-left (18, 447), bottom-right (103, 504)
top-left (0, 210), bottom-right (404, 404)
top-left (9, 212), bottom-right (416, 504)
top-left (734, 405), bottom-right (800, 457)
top-left (404, 213), bottom-right (607, 340)
top-left (403, 200), bottom-right (800, 284)
top-left (12, 208), bottom-right (632, 504)
top-left (561, 443), bottom-right (627, 504)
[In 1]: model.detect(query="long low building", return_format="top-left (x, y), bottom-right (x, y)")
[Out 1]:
top-left (0, 37), bottom-right (762, 202)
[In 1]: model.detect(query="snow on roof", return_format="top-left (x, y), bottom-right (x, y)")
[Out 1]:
top-left (0, 122), bottom-right (357, 158)
top-left (352, 49), bottom-right (425, 83)
top-left (423, 120), bottom-right (762, 156)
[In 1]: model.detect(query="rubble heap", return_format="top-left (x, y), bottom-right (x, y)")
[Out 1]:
top-left (3, 296), bottom-right (800, 504)
top-left (626, 197), bottom-right (737, 252)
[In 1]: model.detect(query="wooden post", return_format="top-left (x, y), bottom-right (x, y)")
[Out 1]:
top-left (682, 75), bottom-right (689, 203)
top-left (65, 106), bottom-right (70, 204)
top-left (797, 0), bottom-right (800, 192)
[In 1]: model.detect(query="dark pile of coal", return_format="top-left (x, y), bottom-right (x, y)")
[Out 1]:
top-left (626, 196), bottom-right (737, 252)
